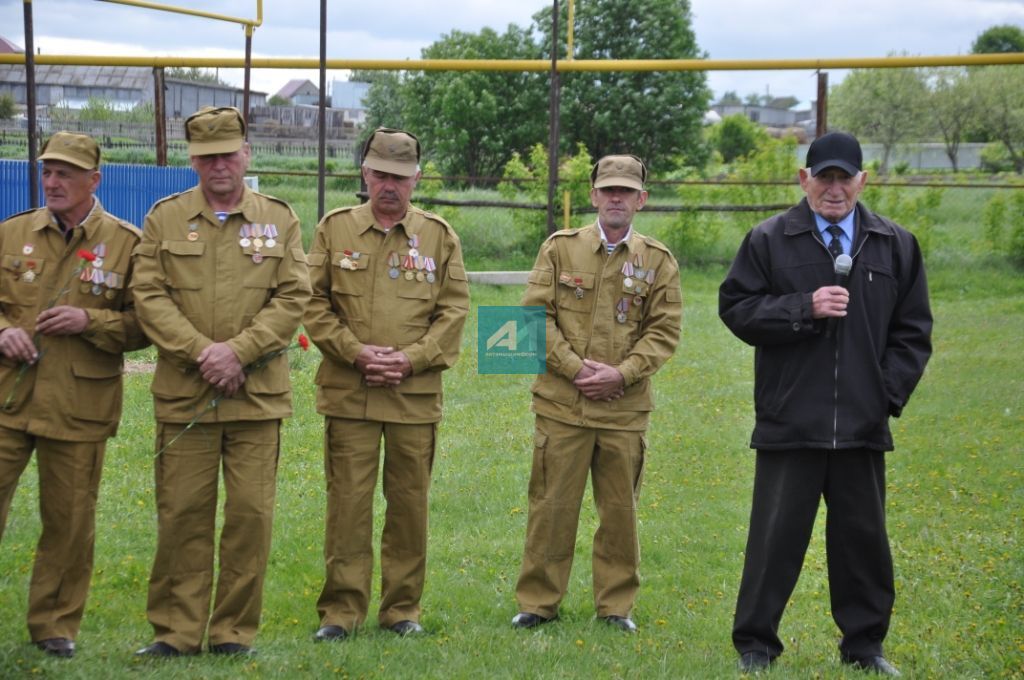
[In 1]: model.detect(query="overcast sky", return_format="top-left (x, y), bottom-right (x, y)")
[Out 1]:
top-left (1, 0), bottom-right (1021, 109)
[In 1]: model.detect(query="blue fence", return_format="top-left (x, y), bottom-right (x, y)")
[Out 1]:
top-left (1, 160), bottom-right (198, 227)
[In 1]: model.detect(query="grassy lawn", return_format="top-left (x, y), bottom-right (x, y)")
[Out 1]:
top-left (0, 261), bottom-right (1020, 678)
top-left (0, 165), bottom-right (1022, 676)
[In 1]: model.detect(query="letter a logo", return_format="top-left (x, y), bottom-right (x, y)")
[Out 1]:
top-left (486, 320), bottom-right (518, 351)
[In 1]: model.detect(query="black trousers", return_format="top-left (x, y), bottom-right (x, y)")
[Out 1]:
top-left (732, 448), bottom-right (894, 660)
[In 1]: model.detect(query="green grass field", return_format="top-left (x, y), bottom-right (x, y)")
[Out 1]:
top-left (0, 180), bottom-right (1021, 678)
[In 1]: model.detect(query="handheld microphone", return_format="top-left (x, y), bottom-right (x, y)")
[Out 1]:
top-left (826, 253), bottom-right (852, 339)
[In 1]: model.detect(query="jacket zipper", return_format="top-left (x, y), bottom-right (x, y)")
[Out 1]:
top-left (822, 233), bottom-right (870, 449)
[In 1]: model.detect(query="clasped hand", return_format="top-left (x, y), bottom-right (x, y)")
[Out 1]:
top-left (197, 342), bottom-right (245, 397)
top-left (0, 306), bottom-right (89, 364)
top-left (355, 344), bottom-right (413, 387)
top-left (574, 358), bottom-right (625, 401)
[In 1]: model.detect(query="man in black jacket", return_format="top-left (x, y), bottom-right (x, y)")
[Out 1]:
top-left (719, 131), bottom-right (932, 676)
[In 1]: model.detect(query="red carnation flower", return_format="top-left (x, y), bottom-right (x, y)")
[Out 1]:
top-left (298, 333), bottom-right (310, 351)
top-left (77, 249), bottom-right (97, 262)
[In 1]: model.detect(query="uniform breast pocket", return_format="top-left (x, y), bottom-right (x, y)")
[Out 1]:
top-left (242, 244), bottom-right (283, 289)
top-left (556, 271), bottom-right (595, 313)
top-left (0, 253), bottom-right (47, 308)
top-left (160, 240), bottom-right (205, 290)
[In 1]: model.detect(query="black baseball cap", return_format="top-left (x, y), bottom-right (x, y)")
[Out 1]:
top-left (806, 131), bottom-right (862, 176)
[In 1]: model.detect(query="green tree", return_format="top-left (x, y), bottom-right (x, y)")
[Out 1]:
top-left (928, 67), bottom-right (974, 172)
top-left (971, 66), bottom-right (1024, 173)
top-left (830, 59), bottom-right (929, 174)
top-left (268, 94), bottom-right (289, 106)
top-left (354, 70), bottom-right (409, 150)
top-left (0, 92), bottom-right (15, 120)
top-left (79, 97), bottom-right (116, 122)
top-left (971, 24), bottom-right (1024, 54)
top-left (709, 114), bottom-right (767, 163)
top-left (399, 26), bottom-right (546, 181)
top-left (717, 90), bottom-right (741, 106)
top-left (166, 67), bottom-right (229, 86)
top-left (534, 0), bottom-right (711, 172)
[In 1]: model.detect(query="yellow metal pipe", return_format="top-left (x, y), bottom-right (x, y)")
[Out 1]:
top-left (0, 53), bottom-right (1021, 71)
top-left (563, 190), bottom-right (571, 229)
top-left (95, 0), bottom-right (262, 30)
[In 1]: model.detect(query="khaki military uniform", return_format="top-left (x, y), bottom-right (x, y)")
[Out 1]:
top-left (304, 201), bottom-right (469, 630)
top-left (515, 223), bottom-right (682, 619)
top-left (130, 185), bottom-right (310, 652)
top-left (0, 198), bottom-right (145, 642)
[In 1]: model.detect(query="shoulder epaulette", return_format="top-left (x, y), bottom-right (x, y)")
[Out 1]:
top-left (639, 234), bottom-right (673, 255)
top-left (148, 188), bottom-right (194, 211)
top-left (1, 207), bottom-right (42, 223)
top-left (548, 228), bottom-right (582, 240)
top-left (114, 216), bottom-right (143, 238)
top-left (321, 204), bottom-right (358, 221)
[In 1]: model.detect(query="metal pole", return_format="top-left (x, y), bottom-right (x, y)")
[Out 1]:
top-left (23, 0), bottom-right (38, 208)
top-left (317, 0), bottom-right (327, 220)
top-left (816, 70), bottom-right (828, 138)
top-left (243, 27), bottom-right (252, 135)
top-left (153, 66), bottom-right (167, 166)
top-left (546, 0), bottom-right (561, 236)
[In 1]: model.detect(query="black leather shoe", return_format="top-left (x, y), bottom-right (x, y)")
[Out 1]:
top-left (600, 615), bottom-right (638, 633)
top-left (314, 625), bottom-right (349, 642)
top-left (35, 637), bottom-right (75, 658)
top-left (209, 642), bottom-right (256, 656)
top-left (738, 650), bottom-right (774, 673)
top-left (511, 612), bottom-right (555, 629)
top-left (388, 620), bottom-right (425, 636)
top-left (842, 655), bottom-right (901, 676)
top-left (134, 641), bottom-right (188, 657)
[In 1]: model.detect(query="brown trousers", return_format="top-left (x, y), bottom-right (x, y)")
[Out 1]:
top-left (145, 420), bottom-right (280, 652)
top-left (316, 417), bottom-right (435, 630)
top-left (0, 427), bottom-right (104, 642)
top-left (515, 415), bottom-right (646, 619)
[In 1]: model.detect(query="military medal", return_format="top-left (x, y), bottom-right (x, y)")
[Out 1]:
top-left (340, 257), bottom-right (353, 270)
top-left (253, 237), bottom-right (264, 249)
top-left (405, 270), bottom-right (415, 281)
top-left (239, 224), bottom-right (252, 248)
top-left (388, 251), bottom-right (401, 279)
top-left (22, 270), bottom-right (35, 283)
top-left (264, 224), bottom-right (278, 248)
top-left (416, 271), bottom-right (425, 282)
top-left (187, 231), bottom-right (199, 241)
top-left (408, 233), bottom-right (419, 258)
top-left (624, 277), bottom-right (634, 288)
top-left (389, 268), bottom-right (400, 279)
top-left (621, 261), bottom-right (634, 277)
top-left (616, 298), bottom-right (630, 323)
top-left (574, 277), bottom-right (584, 299)
top-left (252, 252), bottom-right (263, 264)
top-left (633, 295), bottom-right (643, 306)
top-left (646, 269), bottom-right (655, 285)
top-left (425, 257), bottom-right (436, 283)
top-left (22, 244), bottom-right (33, 256)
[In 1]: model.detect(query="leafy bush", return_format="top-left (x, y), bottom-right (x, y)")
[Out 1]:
top-left (979, 142), bottom-right (1014, 173)
top-left (670, 136), bottom-right (800, 264)
top-left (707, 114), bottom-right (767, 163)
top-left (0, 93), bottom-right (15, 121)
top-left (982, 190), bottom-right (1024, 266)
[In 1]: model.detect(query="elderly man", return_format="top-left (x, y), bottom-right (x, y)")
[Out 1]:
top-left (304, 127), bottom-right (469, 640)
top-left (720, 131), bottom-right (932, 676)
top-left (510, 155), bottom-right (682, 633)
top-left (131, 106), bottom-right (310, 657)
top-left (0, 132), bottom-right (146, 658)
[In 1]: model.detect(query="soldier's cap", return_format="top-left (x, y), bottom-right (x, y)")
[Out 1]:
top-left (38, 131), bottom-right (101, 170)
top-left (362, 127), bottom-right (421, 177)
top-left (806, 131), bottom-right (862, 176)
top-left (186, 106), bottom-right (246, 156)
top-left (591, 154), bottom-right (647, 191)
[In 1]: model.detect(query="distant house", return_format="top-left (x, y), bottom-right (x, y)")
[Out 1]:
top-left (0, 37), bottom-right (266, 120)
top-left (711, 99), bottom-right (812, 128)
top-left (0, 35), bottom-right (22, 54)
top-left (274, 79), bottom-right (319, 106)
top-left (330, 80), bottom-right (370, 126)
